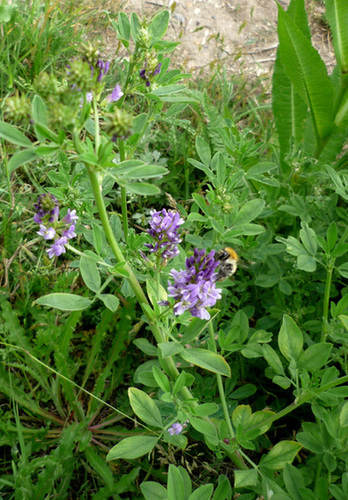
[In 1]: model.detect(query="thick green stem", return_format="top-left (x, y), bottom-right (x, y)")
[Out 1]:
top-left (208, 322), bottom-right (235, 439)
top-left (321, 262), bottom-right (334, 342)
top-left (118, 139), bottom-right (129, 242)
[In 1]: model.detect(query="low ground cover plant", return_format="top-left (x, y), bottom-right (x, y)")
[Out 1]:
top-left (0, 0), bottom-right (347, 498)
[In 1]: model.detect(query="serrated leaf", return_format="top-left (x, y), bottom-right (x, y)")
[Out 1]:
top-left (260, 441), bottom-right (302, 470)
top-left (106, 435), bottom-right (158, 460)
top-left (36, 293), bottom-right (92, 311)
top-left (297, 343), bottom-right (332, 372)
top-left (326, 0), bottom-right (348, 74)
top-left (128, 388), bottom-right (163, 428)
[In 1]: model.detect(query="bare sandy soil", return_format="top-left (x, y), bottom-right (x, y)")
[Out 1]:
top-left (116, 0), bottom-right (335, 80)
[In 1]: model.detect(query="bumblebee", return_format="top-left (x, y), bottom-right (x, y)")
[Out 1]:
top-left (215, 247), bottom-right (238, 280)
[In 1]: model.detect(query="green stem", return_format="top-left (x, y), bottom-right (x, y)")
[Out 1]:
top-left (118, 139), bottom-right (129, 242)
top-left (208, 321), bottom-right (235, 439)
top-left (321, 262), bottom-right (334, 342)
top-left (93, 98), bottom-right (100, 153)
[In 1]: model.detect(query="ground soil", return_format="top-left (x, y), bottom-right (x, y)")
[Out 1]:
top-left (101, 0), bottom-right (335, 82)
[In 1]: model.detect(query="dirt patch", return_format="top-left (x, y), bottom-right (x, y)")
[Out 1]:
top-left (101, 0), bottom-right (335, 82)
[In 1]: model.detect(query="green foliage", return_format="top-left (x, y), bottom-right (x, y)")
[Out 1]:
top-left (1, 1), bottom-right (348, 498)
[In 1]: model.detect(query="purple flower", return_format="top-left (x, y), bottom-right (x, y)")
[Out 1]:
top-left (62, 223), bottom-right (76, 240)
top-left (153, 63), bottom-right (162, 76)
top-left (168, 423), bottom-right (183, 436)
top-left (167, 249), bottom-right (222, 320)
top-left (34, 195), bottom-right (78, 259)
top-left (33, 193), bottom-right (59, 224)
top-left (144, 209), bottom-right (184, 260)
top-left (46, 237), bottom-right (68, 259)
top-left (63, 209), bottom-right (79, 225)
top-left (107, 84), bottom-right (124, 102)
top-left (37, 225), bottom-right (56, 240)
top-left (96, 59), bottom-right (110, 82)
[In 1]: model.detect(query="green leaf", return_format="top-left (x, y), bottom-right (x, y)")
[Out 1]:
top-left (36, 293), bottom-right (92, 311)
top-left (188, 484), bottom-right (214, 500)
top-left (8, 148), bottom-right (38, 174)
top-left (262, 344), bottom-right (285, 375)
top-left (260, 441), bottom-right (302, 470)
top-left (80, 255), bottom-right (101, 292)
top-left (277, 4), bottom-right (334, 144)
top-left (167, 464), bottom-right (185, 500)
top-left (118, 12), bottom-right (131, 42)
top-left (158, 342), bottom-right (184, 358)
top-left (134, 338), bottom-right (157, 356)
top-left (326, 0), bottom-right (348, 74)
top-left (130, 12), bottom-right (141, 43)
top-left (118, 164), bottom-right (168, 179)
top-left (106, 435), bottom-right (158, 460)
top-left (141, 482), bottom-right (168, 500)
top-left (339, 401), bottom-right (348, 427)
top-left (128, 387), bottom-right (163, 428)
top-left (99, 294), bottom-right (119, 312)
top-left (195, 136), bottom-right (211, 166)
top-left (152, 366), bottom-right (171, 393)
top-left (189, 416), bottom-right (218, 442)
top-left (278, 314), bottom-right (303, 362)
top-left (122, 182), bottom-right (160, 196)
top-left (149, 10), bottom-right (170, 43)
top-left (283, 464), bottom-right (305, 500)
top-left (31, 95), bottom-right (48, 137)
top-left (180, 348), bottom-right (231, 377)
top-left (234, 469), bottom-right (258, 488)
top-left (299, 221), bottom-right (317, 255)
top-left (297, 254), bottom-right (316, 272)
top-left (33, 122), bottom-right (59, 143)
top-left (297, 343), bottom-right (332, 372)
top-left (235, 199), bottom-right (265, 225)
top-left (0, 121), bottom-right (32, 147)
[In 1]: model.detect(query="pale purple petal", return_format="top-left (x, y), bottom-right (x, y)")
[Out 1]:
top-left (107, 84), bottom-right (124, 102)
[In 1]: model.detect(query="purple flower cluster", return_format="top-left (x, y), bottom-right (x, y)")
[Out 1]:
top-left (95, 59), bottom-right (110, 82)
top-left (167, 249), bottom-right (222, 320)
top-left (34, 194), bottom-right (78, 259)
top-left (144, 209), bottom-right (184, 260)
top-left (140, 62), bottom-right (161, 87)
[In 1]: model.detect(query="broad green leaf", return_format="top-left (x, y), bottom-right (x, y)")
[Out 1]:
top-left (32, 95), bottom-right (48, 128)
top-left (212, 475), bottom-right (232, 500)
top-left (299, 221), bottom-right (317, 255)
top-left (297, 343), bottom-right (332, 372)
top-left (99, 294), bottom-right (119, 312)
top-left (123, 182), bottom-right (160, 196)
top-left (128, 387), bottom-right (163, 428)
top-left (118, 164), bottom-right (168, 179)
top-left (158, 342), bottom-right (184, 358)
top-left (149, 10), bottom-right (170, 43)
top-left (262, 344), bottom-right (285, 375)
top-left (260, 441), bottom-right (302, 470)
top-left (33, 122), bottom-right (59, 143)
top-left (36, 293), bottom-right (92, 311)
top-left (180, 317), bottom-right (209, 343)
top-left (189, 416), bottom-right (218, 441)
top-left (235, 199), bottom-right (265, 225)
top-left (326, 0), bottom-right (348, 73)
top-left (297, 254), bottom-right (316, 272)
top-left (130, 12), bottom-right (141, 43)
top-left (278, 315), bottom-right (303, 362)
top-left (326, 221), bottom-right (337, 252)
top-left (193, 403), bottom-right (219, 417)
top-left (283, 464), bottom-right (305, 500)
top-left (152, 366), bottom-right (171, 393)
top-left (180, 348), bottom-right (231, 377)
top-left (106, 435), bottom-right (158, 460)
top-left (277, 4), bottom-right (334, 144)
top-left (188, 484), bottom-right (214, 500)
top-left (195, 136), bottom-right (211, 165)
top-left (167, 464), bottom-right (185, 500)
top-left (0, 121), bottom-right (32, 147)
top-left (80, 255), bottom-right (101, 292)
top-left (8, 148), bottom-right (38, 174)
top-left (232, 405), bottom-right (252, 428)
top-left (134, 338), bottom-right (157, 356)
top-left (234, 469), bottom-right (258, 488)
top-left (118, 12), bottom-right (130, 42)
top-left (141, 482), bottom-right (167, 500)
